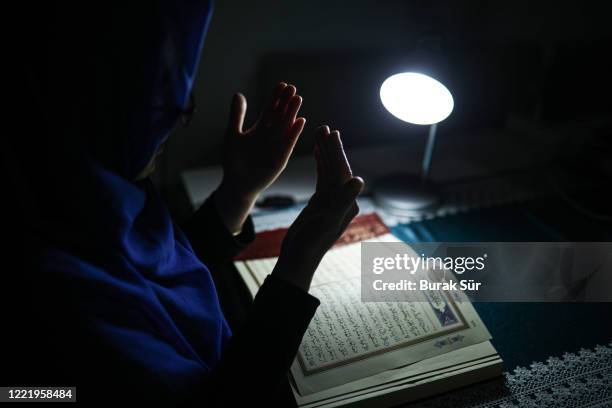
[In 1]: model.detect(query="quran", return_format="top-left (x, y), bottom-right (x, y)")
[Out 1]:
top-left (235, 213), bottom-right (502, 407)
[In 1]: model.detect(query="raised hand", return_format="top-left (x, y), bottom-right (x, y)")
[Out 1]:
top-left (222, 82), bottom-right (305, 198)
top-left (272, 126), bottom-right (364, 292)
top-left (215, 83), bottom-right (306, 233)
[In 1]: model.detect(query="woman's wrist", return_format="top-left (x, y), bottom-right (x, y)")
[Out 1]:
top-left (271, 251), bottom-right (320, 293)
top-left (214, 180), bottom-right (258, 235)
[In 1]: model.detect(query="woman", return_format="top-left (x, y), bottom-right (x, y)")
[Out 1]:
top-left (4, 1), bottom-right (363, 406)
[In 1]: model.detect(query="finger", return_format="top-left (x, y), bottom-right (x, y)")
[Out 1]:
top-left (288, 116), bottom-right (306, 143)
top-left (273, 85), bottom-right (296, 124)
top-left (315, 145), bottom-right (324, 191)
top-left (281, 117), bottom-right (305, 162)
top-left (323, 130), bottom-right (341, 185)
top-left (328, 130), bottom-right (353, 184)
top-left (314, 131), bottom-right (330, 192)
top-left (228, 93), bottom-right (247, 134)
top-left (331, 177), bottom-right (364, 215)
top-left (315, 125), bottom-right (331, 187)
top-left (260, 82), bottom-right (287, 125)
top-left (282, 95), bottom-right (302, 137)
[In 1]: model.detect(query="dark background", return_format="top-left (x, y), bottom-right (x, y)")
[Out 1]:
top-left (157, 0), bottom-right (612, 207)
top-left (3, 1), bottom-right (611, 401)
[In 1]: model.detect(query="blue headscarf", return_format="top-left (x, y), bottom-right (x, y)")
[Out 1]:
top-left (12, 0), bottom-right (226, 396)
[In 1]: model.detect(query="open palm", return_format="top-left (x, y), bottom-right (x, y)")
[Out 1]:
top-left (222, 83), bottom-right (306, 199)
top-left (273, 126), bottom-right (364, 291)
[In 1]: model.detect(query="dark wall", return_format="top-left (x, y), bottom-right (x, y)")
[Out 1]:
top-left (159, 0), bottom-right (611, 189)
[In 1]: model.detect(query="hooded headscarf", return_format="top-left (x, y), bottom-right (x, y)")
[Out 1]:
top-left (7, 1), bottom-right (226, 397)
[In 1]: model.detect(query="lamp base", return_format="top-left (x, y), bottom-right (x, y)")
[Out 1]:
top-left (372, 173), bottom-right (440, 215)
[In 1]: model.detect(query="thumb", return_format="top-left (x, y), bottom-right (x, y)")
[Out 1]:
top-left (333, 177), bottom-right (364, 214)
top-left (228, 93), bottom-right (247, 134)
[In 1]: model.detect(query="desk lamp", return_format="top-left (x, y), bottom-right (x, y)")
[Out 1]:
top-left (374, 72), bottom-right (454, 214)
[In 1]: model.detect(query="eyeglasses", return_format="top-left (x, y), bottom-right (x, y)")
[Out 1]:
top-left (180, 91), bottom-right (196, 128)
top-left (153, 91), bottom-right (197, 128)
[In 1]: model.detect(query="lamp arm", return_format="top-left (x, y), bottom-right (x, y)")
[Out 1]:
top-left (421, 122), bottom-right (437, 184)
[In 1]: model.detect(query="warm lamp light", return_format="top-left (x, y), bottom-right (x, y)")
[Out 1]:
top-left (374, 72), bottom-right (454, 214)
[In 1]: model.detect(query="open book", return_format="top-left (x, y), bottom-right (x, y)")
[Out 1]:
top-left (235, 213), bottom-right (502, 407)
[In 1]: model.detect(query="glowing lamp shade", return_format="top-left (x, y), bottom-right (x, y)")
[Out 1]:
top-left (380, 72), bottom-right (453, 125)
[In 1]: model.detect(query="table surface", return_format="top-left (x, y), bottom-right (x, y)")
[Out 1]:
top-left (181, 142), bottom-right (611, 373)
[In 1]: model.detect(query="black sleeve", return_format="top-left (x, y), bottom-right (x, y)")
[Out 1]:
top-left (201, 274), bottom-right (320, 406)
top-left (182, 191), bottom-right (320, 406)
top-left (181, 190), bottom-right (257, 329)
top-left (181, 190), bottom-right (256, 266)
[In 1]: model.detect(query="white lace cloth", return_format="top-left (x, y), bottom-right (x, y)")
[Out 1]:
top-left (409, 341), bottom-right (612, 408)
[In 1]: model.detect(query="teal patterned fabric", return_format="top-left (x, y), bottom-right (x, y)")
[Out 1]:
top-left (391, 198), bottom-right (612, 370)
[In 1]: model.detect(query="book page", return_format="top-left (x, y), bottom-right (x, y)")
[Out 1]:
top-left (236, 233), bottom-right (491, 395)
top-left (299, 277), bottom-right (467, 374)
top-left (293, 342), bottom-right (501, 407)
